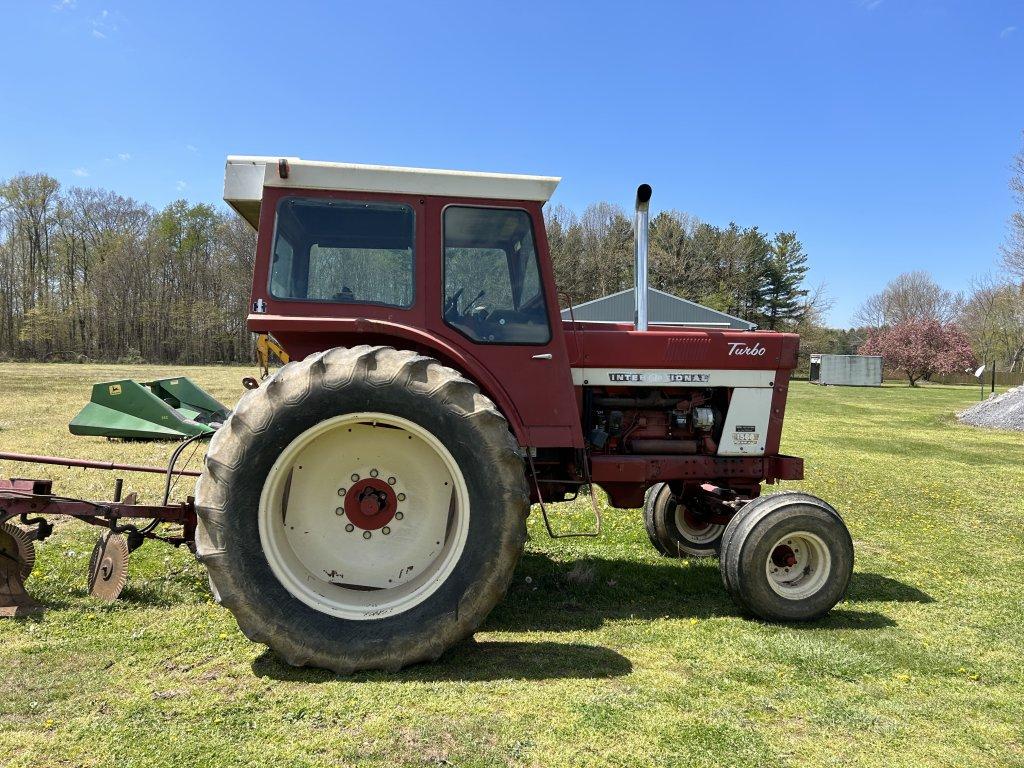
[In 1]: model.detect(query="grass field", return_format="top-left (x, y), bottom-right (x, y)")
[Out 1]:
top-left (1, 363), bottom-right (1022, 767)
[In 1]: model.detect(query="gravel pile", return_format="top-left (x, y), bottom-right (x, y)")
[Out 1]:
top-left (958, 385), bottom-right (1024, 431)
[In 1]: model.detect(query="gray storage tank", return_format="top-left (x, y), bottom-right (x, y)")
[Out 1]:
top-left (809, 354), bottom-right (883, 387)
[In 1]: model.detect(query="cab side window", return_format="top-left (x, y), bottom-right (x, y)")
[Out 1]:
top-left (442, 207), bottom-right (551, 344)
top-left (270, 197), bottom-right (414, 308)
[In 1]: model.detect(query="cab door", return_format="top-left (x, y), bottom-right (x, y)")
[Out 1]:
top-left (426, 201), bottom-right (582, 449)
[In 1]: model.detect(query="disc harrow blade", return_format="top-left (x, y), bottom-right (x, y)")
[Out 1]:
top-left (0, 522), bottom-right (35, 580)
top-left (88, 532), bottom-right (130, 602)
top-left (0, 526), bottom-right (43, 617)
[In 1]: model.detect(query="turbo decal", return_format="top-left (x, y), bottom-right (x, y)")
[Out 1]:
top-left (727, 342), bottom-right (766, 357)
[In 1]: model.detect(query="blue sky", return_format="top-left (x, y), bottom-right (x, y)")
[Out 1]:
top-left (2, 1), bottom-right (1021, 326)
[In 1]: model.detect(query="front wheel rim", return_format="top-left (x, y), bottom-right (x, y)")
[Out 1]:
top-left (258, 412), bottom-right (471, 621)
top-left (673, 501), bottom-right (724, 545)
top-left (764, 530), bottom-right (832, 600)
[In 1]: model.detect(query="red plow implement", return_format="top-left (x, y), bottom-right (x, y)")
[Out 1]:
top-left (0, 447), bottom-right (201, 616)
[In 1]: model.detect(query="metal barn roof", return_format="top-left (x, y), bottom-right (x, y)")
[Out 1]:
top-left (224, 156), bottom-right (561, 229)
top-left (560, 288), bottom-right (757, 330)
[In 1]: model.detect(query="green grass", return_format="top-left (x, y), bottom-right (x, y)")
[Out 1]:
top-left (1, 364), bottom-right (1022, 767)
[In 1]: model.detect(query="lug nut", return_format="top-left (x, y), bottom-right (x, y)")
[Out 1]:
top-left (382, 526), bottom-right (391, 535)
top-left (337, 487), bottom-right (346, 496)
top-left (397, 493), bottom-right (406, 502)
top-left (370, 468), bottom-right (379, 478)
top-left (395, 511), bottom-right (404, 520)
top-left (362, 531), bottom-right (371, 540)
top-left (335, 507), bottom-right (345, 516)
top-left (387, 476), bottom-right (396, 485)
top-left (345, 523), bottom-right (355, 533)
top-left (351, 473), bottom-right (360, 482)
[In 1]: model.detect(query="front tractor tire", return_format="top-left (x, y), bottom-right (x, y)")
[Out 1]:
top-left (643, 483), bottom-right (724, 558)
top-left (719, 492), bottom-right (854, 621)
top-left (195, 346), bottom-right (529, 674)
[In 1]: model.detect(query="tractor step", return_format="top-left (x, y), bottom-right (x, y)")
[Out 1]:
top-left (69, 377), bottom-right (229, 441)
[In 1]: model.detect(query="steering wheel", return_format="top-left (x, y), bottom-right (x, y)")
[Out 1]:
top-left (444, 288), bottom-right (465, 318)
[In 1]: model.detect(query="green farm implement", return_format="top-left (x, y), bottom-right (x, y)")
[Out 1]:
top-left (69, 377), bottom-right (229, 441)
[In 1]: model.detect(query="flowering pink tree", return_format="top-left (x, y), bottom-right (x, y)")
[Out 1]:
top-left (859, 319), bottom-right (975, 386)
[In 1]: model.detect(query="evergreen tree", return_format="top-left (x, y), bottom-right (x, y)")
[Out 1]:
top-left (761, 231), bottom-right (809, 329)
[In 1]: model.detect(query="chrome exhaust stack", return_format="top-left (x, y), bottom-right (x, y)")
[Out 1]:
top-left (633, 184), bottom-right (653, 331)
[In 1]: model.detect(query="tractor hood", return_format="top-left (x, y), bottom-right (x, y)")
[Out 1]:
top-left (223, 156), bottom-right (561, 230)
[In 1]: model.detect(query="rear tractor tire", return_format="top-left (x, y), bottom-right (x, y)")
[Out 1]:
top-left (643, 483), bottom-right (724, 558)
top-left (195, 346), bottom-right (529, 674)
top-left (719, 492), bottom-right (853, 621)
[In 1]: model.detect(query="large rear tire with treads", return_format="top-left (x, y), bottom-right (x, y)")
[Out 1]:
top-left (195, 346), bottom-right (529, 673)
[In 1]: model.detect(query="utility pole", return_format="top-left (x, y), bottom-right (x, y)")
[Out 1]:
top-left (991, 360), bottom-right (996, 394)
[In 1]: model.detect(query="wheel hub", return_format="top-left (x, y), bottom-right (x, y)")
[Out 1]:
top-left (672, 498), bottom-right (725, 547)
top-left (770, 544), bottom-right (798, 568)
top-left (344, 477), bottom-right (398, 530)
top-left (765, 531), bottom-right (832, 600)
top-left (682, 507), bottom-right (712, 533)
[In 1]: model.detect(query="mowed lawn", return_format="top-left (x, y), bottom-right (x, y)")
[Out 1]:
top-left (1, 363), bottom-right (1022, 768)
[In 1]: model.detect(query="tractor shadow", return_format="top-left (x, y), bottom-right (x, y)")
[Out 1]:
top-left (251, 639), bottom-right (632, 683)
top-left (248, 554), bottom-right (918, 683)
top-left (844, 572), bottom-right (934, 604)
top-left (481, 552), bottom-right (923, 634)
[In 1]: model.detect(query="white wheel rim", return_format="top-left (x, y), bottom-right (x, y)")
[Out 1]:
top-left (673, 502), bottom-right (724, 545)
top-left (765, 530), bottom-right (831, 600)
top-left (258, 412), bottom-right (470, 620)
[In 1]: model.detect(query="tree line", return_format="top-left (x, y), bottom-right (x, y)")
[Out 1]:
top-left (0, 174), bottom-right (816, 364)
top-left (849, 267), bottom-right (1024, 382)
top-left (0, 173), bottom-right (255, 363)
top-left (6, 134), bottom-right (1020, 375)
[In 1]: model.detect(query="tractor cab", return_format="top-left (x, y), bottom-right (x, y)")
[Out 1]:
top-left (225, 155), bottom-right (582, 448)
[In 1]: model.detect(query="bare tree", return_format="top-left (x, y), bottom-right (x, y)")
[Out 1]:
top-left (1003, 133), bottom-right (1024, 279)
top-left (793, 282), bottom-right (835, 333)
top-left (960, 275), bottom-right (1024, 371)
top-left (854, 271), bottom-right (960, 328)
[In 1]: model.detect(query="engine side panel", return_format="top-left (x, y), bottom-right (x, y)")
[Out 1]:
top-left (717, 388), bottom-right (774, 456)
top-left (563, 323), bottom-right (801, 506)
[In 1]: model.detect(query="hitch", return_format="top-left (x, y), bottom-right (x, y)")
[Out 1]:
top-left (0, 447), bottom-right (203, 615)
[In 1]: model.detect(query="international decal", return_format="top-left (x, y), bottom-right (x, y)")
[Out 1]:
top-left (608, 372), bottom-right (711, 384)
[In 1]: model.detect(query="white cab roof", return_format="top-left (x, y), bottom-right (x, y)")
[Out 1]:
top-left (223, 155), bottom-right (560, 229)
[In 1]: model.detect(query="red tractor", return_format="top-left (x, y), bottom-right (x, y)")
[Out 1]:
top-left (190, 156), bottom-right (854, 672)
top-left (0, 156), bottom-right (852, 670)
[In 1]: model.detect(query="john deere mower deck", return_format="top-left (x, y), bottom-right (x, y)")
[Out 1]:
top-left (69, 376), bottom-right (229, 440)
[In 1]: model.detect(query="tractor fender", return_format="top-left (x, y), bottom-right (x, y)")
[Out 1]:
top-left (253, 316), bottom-right (529, 446)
